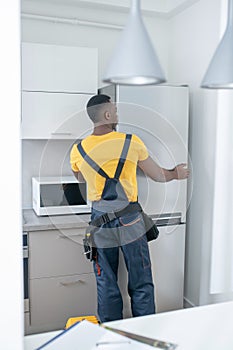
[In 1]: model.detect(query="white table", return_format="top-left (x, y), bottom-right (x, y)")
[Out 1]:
top-left (107, 300), bottom-right (233, 350)
top-left (24, 330), bottom-right (62, 350)
top-left (24, 301), bottom-right (233, 349)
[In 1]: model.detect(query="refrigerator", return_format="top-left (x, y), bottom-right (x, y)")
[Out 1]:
top-left (99, 84), bottom-right (189, 316)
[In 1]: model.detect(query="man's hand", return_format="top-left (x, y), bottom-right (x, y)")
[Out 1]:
top-left (173, 163), bottom-right (190, 180)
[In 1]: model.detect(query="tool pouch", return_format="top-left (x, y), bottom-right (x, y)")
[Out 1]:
top-left (83, 228), bottom-right (97, 261)
top-left (141, 212), bottom-right (159, 242)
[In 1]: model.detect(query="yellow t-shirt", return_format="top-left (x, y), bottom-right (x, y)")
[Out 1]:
top-left (70, 131), bottom-right (149, 202)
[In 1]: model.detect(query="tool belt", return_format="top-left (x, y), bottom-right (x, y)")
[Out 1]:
top-left (90, 202), bottom-right (142, 227)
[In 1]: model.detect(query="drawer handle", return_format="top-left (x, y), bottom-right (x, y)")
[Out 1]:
top-left (60, 280), bottom-right (85, 287)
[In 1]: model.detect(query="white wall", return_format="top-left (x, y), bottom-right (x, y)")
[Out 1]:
top-left (167, 0), bottom-right (233, 306)
top-left (210, 91), bottom-right (233, 295)
top-left (0, 1), bottom-right (24, 349)
top-left (22, 140), bottom-right (74, 207)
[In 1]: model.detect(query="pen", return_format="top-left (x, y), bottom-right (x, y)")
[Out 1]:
top-left (101, 325), bottom-right (178, 350)
top-left (96, 340), bottom-right (131, 346)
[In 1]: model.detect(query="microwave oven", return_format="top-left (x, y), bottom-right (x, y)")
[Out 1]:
top-left (32, 176), bottom-right (91, 216)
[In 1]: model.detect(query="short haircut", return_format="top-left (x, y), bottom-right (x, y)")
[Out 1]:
top-left (86, 94), bottom-right (111, 122)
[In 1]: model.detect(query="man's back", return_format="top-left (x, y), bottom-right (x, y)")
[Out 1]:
top-left (70, 131), bottom-right (148, 202)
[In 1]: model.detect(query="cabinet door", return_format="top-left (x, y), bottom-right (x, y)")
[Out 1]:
top-left (29, 229), bottom-right (93, 278)
top-left (22, 42), bottom-right (98, 93)
top-left (30, 273), bottom-right (97, 332)
top-left (149, 224), bottom-right (186, 312)
top-left (22, 92), bottom-right (92, 139)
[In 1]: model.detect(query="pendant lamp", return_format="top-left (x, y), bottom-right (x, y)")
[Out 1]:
top-left (201, 0), bottom-right (233, 88)
top-left (102, 0), bottom-right (166, 85)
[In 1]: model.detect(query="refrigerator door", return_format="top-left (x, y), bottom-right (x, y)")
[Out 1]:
top-left (99, 84), bottom-right (189, 220)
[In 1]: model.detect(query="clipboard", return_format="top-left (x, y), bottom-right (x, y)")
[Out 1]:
top-left (37, 320), bottom-right (177, 350)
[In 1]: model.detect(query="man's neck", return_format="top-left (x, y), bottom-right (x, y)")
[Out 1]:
top-left (92, 124), bottom-right (115, 136)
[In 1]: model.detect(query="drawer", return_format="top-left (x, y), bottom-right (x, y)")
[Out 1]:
top-left (29, 229), bottom-right (93, 278)
top-left (30, 273), bottom-right (97, 332)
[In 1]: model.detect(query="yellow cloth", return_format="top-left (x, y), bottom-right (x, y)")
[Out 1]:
top-left (70, 131), bottom-right (149, 202)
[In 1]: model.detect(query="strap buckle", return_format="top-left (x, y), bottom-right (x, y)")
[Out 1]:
top-left (102, 211), bottom-right (117, 224)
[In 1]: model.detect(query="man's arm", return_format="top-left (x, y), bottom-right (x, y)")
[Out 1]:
top-left (138, 156), bottom-right (189, 182)
top-left (72, 170), bottom-right (86, 182)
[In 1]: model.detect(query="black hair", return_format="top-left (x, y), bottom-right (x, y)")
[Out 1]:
top-left (86, 94), bottom-right (111, 122)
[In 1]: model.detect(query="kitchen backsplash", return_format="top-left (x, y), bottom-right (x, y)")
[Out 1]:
top-left (22, 139), bottom-right (78, 208)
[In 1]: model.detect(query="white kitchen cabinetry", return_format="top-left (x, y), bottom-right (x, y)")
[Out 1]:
top-left (21, 42), bottom-right (98, 139)
top-left (22, 92), bottom-right (92, 139)
top-left (149, 224), bottom-right (186, 312)
top-left (22, 42), bottom-right (97, 93)
top-left (30, 274), bottom-right (96, 332)
top-left (26, 228), bottom-right (97, 334)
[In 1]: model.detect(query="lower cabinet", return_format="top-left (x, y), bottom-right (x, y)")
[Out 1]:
top-left (25, 228), bottom-right (97, 335)
top-left (149, 224), bottom-right (186, 313)
top-left (29, 273), bottom-right (97, 333)
top-left (24, 224), bottom-right (186, 334)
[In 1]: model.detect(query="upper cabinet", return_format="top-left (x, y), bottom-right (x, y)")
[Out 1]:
top-left (22, 42), bottom-right (98, 93)
top-left (21, 42), bottom-right (98, 139)
top-left (21, 92), bottom-right (93, 139)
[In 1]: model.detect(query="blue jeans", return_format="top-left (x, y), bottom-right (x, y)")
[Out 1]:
top-left (91, 206), bottom-right (156, 322)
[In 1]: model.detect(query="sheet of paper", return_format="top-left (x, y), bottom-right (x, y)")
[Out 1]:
top-left (37, 320), bottom-right (159, 350)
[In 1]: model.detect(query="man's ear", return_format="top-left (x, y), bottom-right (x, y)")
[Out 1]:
top-left (104, 111), bottom-right (110, 120)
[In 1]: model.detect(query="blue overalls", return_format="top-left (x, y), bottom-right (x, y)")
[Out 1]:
top-left (78, 134), bottom-right (155, 322)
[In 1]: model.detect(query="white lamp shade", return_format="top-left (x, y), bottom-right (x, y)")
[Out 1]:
top-left (102, 0), bottom-right (166, 85)
top-left (201, 0), bottom-right (233, 88)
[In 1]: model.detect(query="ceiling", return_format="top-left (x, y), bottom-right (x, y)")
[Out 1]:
top-left (23, 0), bottom-right (201, 18)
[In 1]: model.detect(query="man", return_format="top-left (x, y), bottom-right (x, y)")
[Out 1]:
top-left (70, 94), bottom-right (189, 323)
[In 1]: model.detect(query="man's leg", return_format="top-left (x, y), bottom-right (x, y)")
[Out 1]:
top-left (93, 246), bottom-right (123, 322)
top-left (121, 234), bottom-right (156, 317)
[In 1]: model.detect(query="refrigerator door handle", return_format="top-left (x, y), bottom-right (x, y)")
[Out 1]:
top-left (151, 212), bottom-right (182, 226)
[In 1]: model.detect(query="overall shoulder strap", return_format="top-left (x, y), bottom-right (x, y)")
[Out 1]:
top-left (77, 142), bottom-right (110, 179)
top-left (114, 134), bottom-right (132, 179)
top-left (77, 133), bottom-right (132, 180)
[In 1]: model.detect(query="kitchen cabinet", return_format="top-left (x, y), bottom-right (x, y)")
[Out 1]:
top-left (149, 224), bottom-right (186, 312)
top-left (30, 274), bottom-right (96, 333)
top-left (21, 42), bottom-right (98, 139)
top-left (29, 229), bottom-right (93, 278)
top-left (22, 42), bottom-right (98, 93)
top-left (25, 227), bottom-right (97, 334)
top-left (21, 92), bottom-right (92, 139)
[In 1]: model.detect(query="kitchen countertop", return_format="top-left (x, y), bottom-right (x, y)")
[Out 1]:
top-left (22, 209), bottom-right (182, 232)
top-left (23, 209), bottom-right (91, 231)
